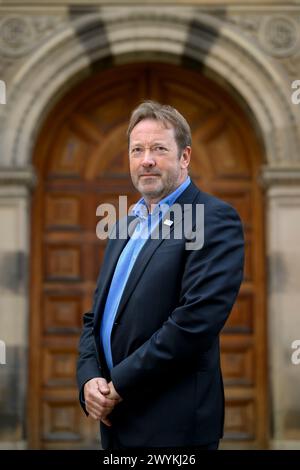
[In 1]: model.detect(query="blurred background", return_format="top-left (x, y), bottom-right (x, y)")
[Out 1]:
top-left (0, 0), bottom-right (300, 450)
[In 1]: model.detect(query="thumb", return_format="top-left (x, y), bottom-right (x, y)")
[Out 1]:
top-left (97, 378), bottom-right (110, 394)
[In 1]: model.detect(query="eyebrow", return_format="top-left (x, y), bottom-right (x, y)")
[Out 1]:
top-left (130, 141), bottom-right (169, 146)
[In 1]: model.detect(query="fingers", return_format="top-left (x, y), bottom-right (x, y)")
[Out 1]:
top-left (88, 409), bottom-right (101, 421)
top-left (85, 392), bottom-right (118, 420)
top-left (100, 416), bottom-right (112, 427)
top-left (86, 397), bottom-right (117, 422)
top-left (97, 378), bottom-right (110, 395)
top-left (87, 397), bottom-right (117, 416)
top-left (86, 402), bottom-right (114, 425)
top-left (83, 377), bottom-right (120, 423)
top-left (85, 378), bottom-right (114, 408)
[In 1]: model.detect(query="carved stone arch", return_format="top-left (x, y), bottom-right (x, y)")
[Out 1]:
top-left (1, 9), bottom-right (299, 170)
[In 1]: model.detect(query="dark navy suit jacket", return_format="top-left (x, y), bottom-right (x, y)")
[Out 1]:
top-left (77, 180), bottom-right (244, 448)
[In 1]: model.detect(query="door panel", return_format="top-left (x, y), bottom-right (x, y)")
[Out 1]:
top-left (30, 63), bottom-right (267, 449)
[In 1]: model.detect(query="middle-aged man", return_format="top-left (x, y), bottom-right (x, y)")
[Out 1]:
top-left (77, 101), bottom-right (244, 450)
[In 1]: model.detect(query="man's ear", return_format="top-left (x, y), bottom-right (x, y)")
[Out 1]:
top-left (180, 146), bottom-right (191, 169)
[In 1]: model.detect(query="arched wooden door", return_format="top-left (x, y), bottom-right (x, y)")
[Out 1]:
top-left (29, 63), bottom-right (267, 449)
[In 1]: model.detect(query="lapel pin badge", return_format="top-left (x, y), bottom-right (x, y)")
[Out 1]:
top-left (163, 219), bottom-right (173, 227)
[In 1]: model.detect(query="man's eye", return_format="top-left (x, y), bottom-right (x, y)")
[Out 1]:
top-left (131, 148), bottom-right (142, 154)
top-left (154, 146), bottom-right (167, 153)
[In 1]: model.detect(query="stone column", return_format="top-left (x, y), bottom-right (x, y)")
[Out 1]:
top-left (0, 168), bottom-right (35, 449)
top-left (264, 168), bottom-right (300, 449)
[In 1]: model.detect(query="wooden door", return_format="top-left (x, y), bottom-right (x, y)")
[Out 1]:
top-left (29, 63), bottom-right (267, 449)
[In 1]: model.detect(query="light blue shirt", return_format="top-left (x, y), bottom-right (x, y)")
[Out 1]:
top-left (100, 176), bottom-right (191, 370)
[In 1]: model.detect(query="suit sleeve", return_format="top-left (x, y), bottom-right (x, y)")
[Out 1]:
top-left (77, 299), bottom-right (103, 414)
top-left (110, 202), bottom-right (244, 400)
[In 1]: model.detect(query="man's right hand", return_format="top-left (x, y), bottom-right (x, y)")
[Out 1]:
top-left (83, 377), bottom-right (119, 426)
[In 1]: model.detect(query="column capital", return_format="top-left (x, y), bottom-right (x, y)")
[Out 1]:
top-left (0, 166), bottom-right (36, 196)
top-left (260, 166), bottom-right (300, 188)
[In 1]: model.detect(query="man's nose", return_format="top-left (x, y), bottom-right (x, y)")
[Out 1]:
top-left (141, 149), bottom-right (155, 167)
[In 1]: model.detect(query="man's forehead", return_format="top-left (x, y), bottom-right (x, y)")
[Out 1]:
top-left (130, 119), bottom-right (175, 140)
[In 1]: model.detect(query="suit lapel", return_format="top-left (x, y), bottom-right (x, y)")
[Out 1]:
top-left (113, 181), bottom-right (199, 325)
top-left (93, 215), bottom-right (139, 328)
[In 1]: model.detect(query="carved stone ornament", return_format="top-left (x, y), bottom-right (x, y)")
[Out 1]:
top-left (0, 16), bottom-right (35, 57)
top-left (259, 15), bottom-right (299, 57)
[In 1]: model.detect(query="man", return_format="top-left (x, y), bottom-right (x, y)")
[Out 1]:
top-left (77, 101), bottom-right (244, 450)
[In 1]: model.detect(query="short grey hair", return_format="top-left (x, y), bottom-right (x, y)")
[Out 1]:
top-left (127, 100), bottom-right (192, 155)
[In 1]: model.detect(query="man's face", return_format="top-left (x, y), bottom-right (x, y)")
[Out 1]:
top-left (129, 119), bottom-right (190, 202)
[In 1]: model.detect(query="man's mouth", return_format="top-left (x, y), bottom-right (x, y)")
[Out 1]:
top-left (139, 174), bottom-right (160, 177)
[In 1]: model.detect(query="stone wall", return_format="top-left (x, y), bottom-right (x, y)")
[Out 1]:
top-left (0, 174), bottom-right (32, 449)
